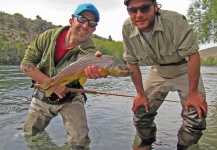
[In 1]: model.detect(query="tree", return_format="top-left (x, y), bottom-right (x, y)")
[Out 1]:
top-left (108, 35), bottom-right (113, 41)
top-left (187, 0), bottom-right (217, 44)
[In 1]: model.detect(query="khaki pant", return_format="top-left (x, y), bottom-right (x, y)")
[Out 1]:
top-left (23, 93), bottom-right (90, 146)
top-left (134, 64), bottom-right (206, 147)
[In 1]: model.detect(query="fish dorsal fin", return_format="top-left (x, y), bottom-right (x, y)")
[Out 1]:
top-left (77, 53), bottom-right (95, 61)
top-left (57, 69), bottom-right (62, 74)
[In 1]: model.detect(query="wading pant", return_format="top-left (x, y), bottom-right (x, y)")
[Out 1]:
top-left (23, 93), bottom-right (90, 146)
top-left (134, 64), bottom-right (206, 147)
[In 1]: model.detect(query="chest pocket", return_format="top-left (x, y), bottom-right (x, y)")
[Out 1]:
top-left (132, 35), bottom-right (161, 65)
top-left (149, 29), bottom-right (182, 64)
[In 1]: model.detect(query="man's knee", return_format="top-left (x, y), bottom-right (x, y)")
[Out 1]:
top-left (178, 126), bottom-right (203, 146)
top-left (136, 126), bottom-right (157, 140)
top-left (179, 106), bottom-right (206, 146)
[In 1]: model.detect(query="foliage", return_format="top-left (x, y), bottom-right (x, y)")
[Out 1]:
top-left (94, 39), bottom-right (124, 60)
top-left (0, 11), bottom-right (59, 65)
top-left (0, 11), bottom-right (125, 65)
top-left (0, 36), bottom-right (26, 65)
top-left (0, 10), bottom-right (217, 65)
top-left (187, 0), bottom-right (217, 44)
top-left (201, 56), bottom-right (217, 66)
top-left (0, 11), bottom-right (57, 46)
top-left (92, 34), bottom-right (109, 41)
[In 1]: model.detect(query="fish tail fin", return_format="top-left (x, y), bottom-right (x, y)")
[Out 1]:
top-left (44, 84), bottom-right (59, 97)
top-left (40, 79), bottom-right (53, 90)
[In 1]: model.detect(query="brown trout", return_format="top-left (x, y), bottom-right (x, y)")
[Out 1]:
top-left (36, 55), bottom-right (133, 97)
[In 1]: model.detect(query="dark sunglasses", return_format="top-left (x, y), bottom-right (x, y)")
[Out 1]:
top-left (127, 3), bottom-right (155, 15)
top-left (72, 14), bottom-right (98, 28)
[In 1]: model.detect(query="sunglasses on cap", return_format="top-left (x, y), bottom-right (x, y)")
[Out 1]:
top-left (72, 14), bottom-right (98, 28)
top-left (127, 3), bottom-right (155, 15)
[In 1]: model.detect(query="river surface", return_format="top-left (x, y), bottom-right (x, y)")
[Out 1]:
top-left (0, 65), bottom-right (216, 150)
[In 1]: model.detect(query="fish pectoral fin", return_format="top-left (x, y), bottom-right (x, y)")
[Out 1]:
top-left (109, 70), bottom-right (120, 77)
top-left (79, 77), bottom-right (87, 85)
top-left (99, 68), bottom-right (109, 76)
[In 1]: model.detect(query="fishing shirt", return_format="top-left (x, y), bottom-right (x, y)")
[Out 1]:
top-left (21, 26), bottom-right (97, 78)
top-left (122, 9), bottom-right (199, 66)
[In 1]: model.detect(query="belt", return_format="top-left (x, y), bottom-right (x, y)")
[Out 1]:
top-left (159, 59), bottom-right (187, 66)
top-left (33, 90), bottom-right (76, 104)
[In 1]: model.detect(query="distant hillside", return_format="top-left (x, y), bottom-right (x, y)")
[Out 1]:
top-left (0, 11), bottom-right (121, 65)
top-left (199, 46), bottom-right (217, 59)
top-left (0, 11), bottom-right (110, 46)
top-left (0, 11), bottom-right (58, 46)
top-left (0, 11), bottom-right (217, 65)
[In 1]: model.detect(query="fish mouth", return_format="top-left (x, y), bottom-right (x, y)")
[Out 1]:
top-left (119, 70), bottom-right (134, 77)
top-left (110, 69), bottom-right (134, 77)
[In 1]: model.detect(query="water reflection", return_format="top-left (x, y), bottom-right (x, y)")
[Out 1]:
top-left (199, 106), bottom-right (217, 149)
top-left (0, 66), bottom-right (216, 150)
top-left (3, 131), bottom-right (73, 150)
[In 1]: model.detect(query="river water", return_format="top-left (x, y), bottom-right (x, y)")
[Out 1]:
top-left (0, 65), bottom-right (216, 150)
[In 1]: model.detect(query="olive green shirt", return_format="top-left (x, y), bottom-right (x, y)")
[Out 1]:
top-left (21, 26), bottom-right (97, 77)
top-left (122, 10), bottom-right (199, 65)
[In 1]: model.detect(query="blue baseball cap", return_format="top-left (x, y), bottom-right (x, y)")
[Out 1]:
top-left (73, 3), bottom-right (100, 22)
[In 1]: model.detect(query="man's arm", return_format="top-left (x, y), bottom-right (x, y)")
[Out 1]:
top-left (127, 63), bottom-right (148, 112)
top-left (185, 51), bottom-right (207, 118)
top-left (20, 64), bottom-right (50, 84)
top-left (21, 51), bottom-right (105, 99)
top-left (20, 63), bottom-right (68, 99)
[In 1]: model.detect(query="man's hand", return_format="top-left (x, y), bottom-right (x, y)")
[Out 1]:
top-left (132, 94), bottom-right (149, 113)
top-left (186, 52), bottom-right (207, 118)
top-left (54, 85), bottom-right (68, 99)
top-left (185, 92), bottom-right (207, 118)
top-left (85, 66), bottom-right (106, 79)
top-left (85, 51), bottom-right (107, 79)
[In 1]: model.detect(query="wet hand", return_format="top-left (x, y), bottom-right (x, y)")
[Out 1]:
top-left (185, 92), bottom-right (207, 119)
top-left (132, 94), bottom-right (148, 113)
top-left (85, 66), bottom-right (107, 79)
top-left (85, 51), bottom-right (106, 79)
top-left (54, 85), bottom-right (68, 99)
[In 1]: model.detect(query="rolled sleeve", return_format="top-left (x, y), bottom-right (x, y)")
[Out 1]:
top-left (123, 52), bottom-right (139, 64)
top-left (123, 39), bottom-right (139, 64)
top-left (172, 15), bottom-right (199, 57)
top-left (122, 27), bottom-right (139, 64)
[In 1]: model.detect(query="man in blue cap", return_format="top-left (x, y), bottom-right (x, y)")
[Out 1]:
top-left (20, 3), bottom-right (103, 149)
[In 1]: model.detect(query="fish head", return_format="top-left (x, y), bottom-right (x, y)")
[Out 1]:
top-left (106, 57), bottom-right (134, 77)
